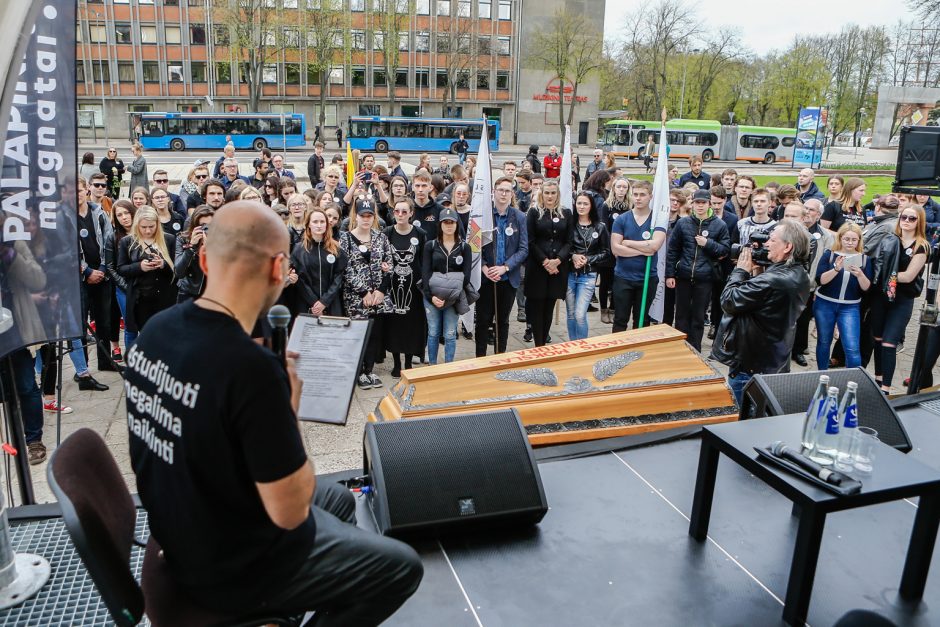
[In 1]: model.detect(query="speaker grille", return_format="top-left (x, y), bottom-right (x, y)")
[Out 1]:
top-left (369, 411), bottom-right (544, 529)
top-left (746, 368), bottom-right (911, 451)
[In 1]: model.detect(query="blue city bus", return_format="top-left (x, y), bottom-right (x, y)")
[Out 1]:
top-left (135, 112), bottom-right (307, 151)
top-left (347, 116), bottom-right (499, 153)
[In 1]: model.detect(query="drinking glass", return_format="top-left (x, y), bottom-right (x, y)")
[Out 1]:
top-left (851, 427), bottom-right (878, 473)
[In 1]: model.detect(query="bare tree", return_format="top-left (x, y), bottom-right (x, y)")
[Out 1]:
top-left (688, 30), bottom-right (745, 119)
top-left (215, 0), bottom-right (287, 112)
top-left (305, 0), bottom-right (347, 137)
top-left (886, 20), bottom-right (918, 86)
top-left (371, 0), bottom-right (413, 116)
top-left (438, 1), bottom-right (483, 118)
top-left (909, 0), bottom-right (940, 22)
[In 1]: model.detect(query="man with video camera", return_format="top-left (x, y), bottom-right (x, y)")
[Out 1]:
top-left (710, 219), bottom-right (812, 404)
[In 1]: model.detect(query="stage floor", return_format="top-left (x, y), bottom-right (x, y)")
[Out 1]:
top-left (4, 402), bottom-right (940, 626)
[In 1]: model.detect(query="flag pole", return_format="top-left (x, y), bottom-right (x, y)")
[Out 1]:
top-left (638, 108), bottom-right (669, 329)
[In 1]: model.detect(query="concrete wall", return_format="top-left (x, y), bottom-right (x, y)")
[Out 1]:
top-left (872, 85), bottom-right (940, 148)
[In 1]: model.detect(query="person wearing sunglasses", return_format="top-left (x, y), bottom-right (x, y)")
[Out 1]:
top-left (151, 169), bottom-right (186, 218)
top-left (184, 165), bottom-right (214, 212)
top-left (99, 147), bottom-right (125, 199)
top-left (88, 173), bottom-right (113, 215)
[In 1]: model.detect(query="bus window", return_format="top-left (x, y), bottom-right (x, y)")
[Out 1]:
top-left (740, 135), bottom-right (779, 149)
top-left (464, 125), bottom-right (482, 139)
top-left (186, 118), bottom-right (208, 135)
top-left (352, 121), bottom-right (371, 137)
top-left (143, 120), bottom-right (164, 136)
top-left (370, 122), bottom-right (387, 136)
top-left (286, 119), bottom-right (303, 135)
top-left (781, 137), bottom-right (795, 147)
top-left (166, 118), bottom-right (185, 135)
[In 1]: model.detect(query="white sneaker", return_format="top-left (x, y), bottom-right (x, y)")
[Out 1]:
top-left (357, 374), bottom-right (372, 389)
top-left (369, 374), bottom-right (383, 389)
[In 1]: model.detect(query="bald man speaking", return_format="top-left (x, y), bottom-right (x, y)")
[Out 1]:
top-left (125, 201), bottom-right (422, 624)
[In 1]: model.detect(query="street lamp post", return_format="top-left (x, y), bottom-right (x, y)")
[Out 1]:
top-left (91, 9), bottom-right (109, 145)
top-left (678, 48), bottom-right (700, 119)
top-left (855, 107), bottom-right (866, 159)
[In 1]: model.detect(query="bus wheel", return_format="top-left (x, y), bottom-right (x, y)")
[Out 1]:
top-left (253, 138), bottom-right (268, 151)
top-left (449, 142), bottom-right (460, 154)
top-left (702, 149), bottom-right (714, 162)
top-left (763, 152), bottom-right (776, 164)
top-left (635, 147), bottom-right (644, 161)
top-left (375, 140), bottom-right (389, 153)
top-left (170, 138), bottom-right (185, 151)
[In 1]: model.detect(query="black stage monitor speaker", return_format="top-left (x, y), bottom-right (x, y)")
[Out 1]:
top-left (363, 409), bottom-right (548, 536)
top-left (740, 367), bottom-right (912, 453)
top-left (895, 125), bottom-right (940, 193)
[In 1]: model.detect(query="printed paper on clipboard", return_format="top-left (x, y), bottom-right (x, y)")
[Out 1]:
top-left (287, 315), bottom-right (373, 424)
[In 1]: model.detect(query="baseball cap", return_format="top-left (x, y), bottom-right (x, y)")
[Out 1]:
top-left (692, 189), bottom-right (710, 202)
top-left (192, 158), bottom-right (211, 169)
top-left (437, 193), bottom-right (452, 205)
top-left (439, 208), bottom-right (459, 222)
top-left (355, 197), bottom-right (376, 215)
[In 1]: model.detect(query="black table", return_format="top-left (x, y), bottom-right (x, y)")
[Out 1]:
top-left (688, 414), bottom-right (940, 626)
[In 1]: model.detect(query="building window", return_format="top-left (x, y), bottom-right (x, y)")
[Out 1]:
top-left (191, 61), bottom-right (207, 82)
top-left (373, 0), bottom-right (386, 10)
top-left (456, 0), bottom-right (471, 16)
top-left (142, 61), bottom-right (160, 83)
top-left (284, 27), bottom-right (300, 47)
top-left (331, 30), bottom-right (343, 47)
top-left (329, 67), bottom-right (344, 84)
top-left (92, 61), bottom-right (110, 82)
top-left (313, 104), bottom-right (337, 126)
top-left (401, 105), bottom-right (420, 117)
top-left (498, 0), bottom-right (510, 19)
top-left (478, 0), bottom-right (490, 18)
top-left (496, 71), bottom-right (509, 89)
top-left (263, 64), bottom-right (278, 83)
top-left (351, 67), bottom-right (366, 86)
top-left (476, 70), bottom-right (489, 89)
top-left (165, 26), bottom-right (182, 44)
top-left (129, 104), bottom-right (153, 113)
top-left (271, 103), bottom-right (295, 113)
top-left (214, 25), bottom-right (230, 45)
top-left (416, 0), bottom-right (430, 14)
top-left (497, 36), bottom-right (510, 55)
top-left (285, 63), bottom-right (301, 84)
top-left (436, 70), bottom-right (448, 88)
top-left (360, 104), bottom-right (380, 115)
top-left (79, 104), bottom-right (104, 128)
top-left (416, 69), bottom-right (429, 87)
top-left (416, 32), bottom-right (430, 52)
top-left (372, 68), bottom-right (386, 86)
top-left (77, 61), bottom-right (86, 82)
top-left (351, 30), bottom-right (365, 50)
top-left (398, 33), bottom-right (409, 51)
top-left (191, 25), bottom-right (206, 45)
top-left (350, 0), bottom-right (365, 10)
top-left (456, 70), bottom-right (470, 87)
top-left (444, 105), bottom-right (463, 117)
top-left (178, 104), bottom-right (201, 113)
top-left (216, 61), bottom-right (232, 82)
top-left (436, 34), bottom-right (450, 53)
top-left (307, 65), bottom-right (321, 84)
top-left (117, 62), bottom-right (136, 82)
top-left (283, 0), bottom-right (299, 7)
top-left (477, 35), bottom-right (491, 55)
top-left (437, 0), bottom-right (450, 15)
top-left (372, 31), bottom-right (385, 50)
top-left (482, 106), bottom-right (501, 122)
top-left (140, 25), bottom-right (158, 44)
top-left (395, 69), bottom-right (408, 87)
top-left (89, 25), bottom-right (107, 44)
top-left (263, 30), bottom-right (277, 47)
top-left (164, 0), bottom-right (179, 4)
top-left (115, 23), bottom-right (132, 44)
top-left (140, 0), bottom-right (154, 4)
top-left (169, 65), bottom-right (184, 82)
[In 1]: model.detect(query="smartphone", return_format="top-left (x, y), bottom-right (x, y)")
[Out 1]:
top-left (842, 253), bottom-right (862, 269)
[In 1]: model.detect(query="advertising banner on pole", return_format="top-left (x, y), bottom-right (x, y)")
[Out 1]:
top-left (0, 2), bottom-right (81, 358)
top-left (793, 106), bottom-right (826, 168)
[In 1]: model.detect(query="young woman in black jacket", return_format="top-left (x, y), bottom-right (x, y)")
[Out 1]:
top-left (421, 208), bottom-right (471, 364)
top-left (116, 207), bottom-right (177, 339)
top-left (290, 207), bottom-right (347, 318)
top-left (174, 205), bottom-right (214, 303)
top-left (566, 192), bottom-right (612, 340)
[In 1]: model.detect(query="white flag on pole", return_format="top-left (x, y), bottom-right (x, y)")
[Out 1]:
top-left (648, 123), bottom-right (671, 322)
top-left (559, 125), bottom-right (572, 210)
top-left (461, 120), bottom-right (494, 331)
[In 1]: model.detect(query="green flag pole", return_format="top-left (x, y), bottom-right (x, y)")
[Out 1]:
top-left (638, 234), bottom-right (654, 329)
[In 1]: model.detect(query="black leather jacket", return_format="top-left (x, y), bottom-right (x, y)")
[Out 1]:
top-left (174, 234), bottom-right (205, 298)
top-left (710, 262), bottom-right (811, 375)
top-left (665, 213), bottom-right (730, 282)
top-left (569, 221), bottom-right (612, 274)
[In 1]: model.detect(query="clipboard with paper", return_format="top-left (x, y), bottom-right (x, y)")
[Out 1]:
top-left (287, 314), bottom-right (372, 424)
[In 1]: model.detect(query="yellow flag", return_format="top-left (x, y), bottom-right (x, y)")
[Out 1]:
top-left (346, 141), bottom-right (355, 188)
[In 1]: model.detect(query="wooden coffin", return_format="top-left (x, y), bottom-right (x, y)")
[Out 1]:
top-left (369, 326), bottom-right (738, 446)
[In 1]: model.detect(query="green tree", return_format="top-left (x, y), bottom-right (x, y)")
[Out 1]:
top-left (305, 0), bottom-right (347, 137)
top-left (370, 0), bottom-right (412, 116)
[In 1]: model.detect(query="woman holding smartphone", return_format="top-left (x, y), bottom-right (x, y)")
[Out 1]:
top-left (117, 207), bottom-right (177, 339)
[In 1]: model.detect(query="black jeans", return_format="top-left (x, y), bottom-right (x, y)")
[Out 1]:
top-left (81, 280), bottom-right (113, 369)
top-left (598, 267), bottom-right (614, 310)
top-left (475, 277), bottom-right (517, 356)
top-left (525, 297), bottom-right (556, 346)
top-left (674, 278), bottom-right (712, 351)
top-left (0, 349), bottom-right (43, 444)
top-left (870, 293), bottom-right (915, 387)
top-left (662, 282), bottom-right (676, 326)
top-left (612, 276), bottom-right (657, 332)
top-left (265, 482), bottom-right (423, 626)
top-left (792, 293), bottom-right (814, 356)
top-left (360, 315), bottom-right (385, 375)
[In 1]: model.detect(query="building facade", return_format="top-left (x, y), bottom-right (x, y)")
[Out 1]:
top-left (76, 0), bottom-right (604, 146)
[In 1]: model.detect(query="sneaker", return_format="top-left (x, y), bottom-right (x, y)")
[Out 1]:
top-left (516, 311), bottom-right (527, 323)
top-left (43, 400), bottom-right (73, 414)
top-left (546, 334), bottom-right (552, 343)
top-left (357, 374), bottom-right (372, 389)
top-left (460, 324), bottom-right (473, 340)
top-left (523, 327), bottom-right (533, 343)
top-left (369, 374), bottom-right (383, 389)
top-left (897, 341), bottom-right (905, 354)
top-left (707, 325), bottom-right (717, 340)
top-left (112, 348), bottom-right (124, 363)
top-left (27, 441), bottom-right (47, 466)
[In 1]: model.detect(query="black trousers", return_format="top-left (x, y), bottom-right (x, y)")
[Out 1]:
top-left (526, 297), bottom-right (556, 346)
top-left (792, 293), bottom-right (814, 356)
top-left (263, 482), bottom-right (423, 626)
top-left (674, 278), bottom-right (712, 351)
top-left (662, 283), bottom-right (676, 326)
top-left (612, 276), bottom-right (657, 332)
top-left (81, 280), bottom-right (113, 370)
top-left (598, 267), bottom-right (614, 310)
top-left (710, 276), bottom-right (728, 329)
top-left (475, 277), bottom-right (517, 356)
top-left (361, 314), bottom-right (385, 375)
top-left (109, 284), bottom-right (121, 343)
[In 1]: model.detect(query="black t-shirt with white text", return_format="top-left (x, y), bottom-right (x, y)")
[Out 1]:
top-left (126, 301), bottom-right (313, 611)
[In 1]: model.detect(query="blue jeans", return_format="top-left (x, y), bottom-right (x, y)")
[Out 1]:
top-left (728, 371), bottom-right (753, 407)
top-left (425, 298), bottom-right (459, 365)
top-left (3, 349), bottom-right (43, 443)
top-left (813, 298), bottom-right (861, 369)
top-left (70, 338), bottom-right (89, 377)
top-left (114, 287), bottom-right (138, 348)
top-left (566, 272), bottom-right (596, 341)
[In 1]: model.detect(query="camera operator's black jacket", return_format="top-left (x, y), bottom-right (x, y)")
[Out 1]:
top-left (665, 213), bottom-right (730, 282)
top-left (710, 262), bottom-right (811, 375)
top-left (174, 234), bottom-right (205, 299)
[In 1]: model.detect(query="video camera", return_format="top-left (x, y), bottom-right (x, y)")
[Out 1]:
top-left (730, 230), bottom-right (771, 266)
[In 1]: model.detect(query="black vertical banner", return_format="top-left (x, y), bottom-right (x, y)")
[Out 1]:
top-left (0, 2), bottom-right (81, 358)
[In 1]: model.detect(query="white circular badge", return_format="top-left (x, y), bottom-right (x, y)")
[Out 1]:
top-left (455, 255), bottom-right (464, 264)
top-left (505, 226), bottom-right (514, 236)
top-left (553, 217), bottom-right (560, 223)
top-left (813, 232), bottom-right (821, 240)
top-left (702, 230), bottom-right (708, 237)
top-left (410, 237), bottom-right (419, 246)
top-left (79, 228), bottom-right (89, 238)
top-left (906, 247), bottom-right (913, 255)
top-left (698, 180), bottom-right (706, 187)
top-left (358, 244), bottom-right (368, 253)
top-left (642, 231), bottom-right (651, 240)
top-left (413, 220), bottom-right (421, 228)
top-left (173, 223), bottom-right (181, 231)
top-left (612, 213), bottom-right (620, 221)
top-left (326, 253), bottom-right (336, 264)
top-left (592, 231), bottom-right (599, 239)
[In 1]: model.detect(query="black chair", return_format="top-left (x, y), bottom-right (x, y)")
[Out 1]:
top-left (47, 428), bottom-right (300, 627)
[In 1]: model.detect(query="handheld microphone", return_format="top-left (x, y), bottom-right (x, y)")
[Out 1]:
top-left (770, 441), bottom-right (848, 487)
top-left (267, 304), bottom-right (291, 366)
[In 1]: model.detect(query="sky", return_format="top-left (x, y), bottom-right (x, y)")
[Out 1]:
top-left (604, 0), bottom-right (910, 55)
